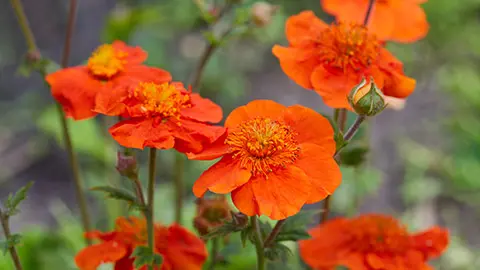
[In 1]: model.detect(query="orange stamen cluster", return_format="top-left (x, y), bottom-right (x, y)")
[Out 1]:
top-left (87, 44), bottom-right (128, 78)
top-left (225, 117), bottom-right (300, 177)
top-left (317, 22), bottom-right (380, 72)
top-left (348, 215), bottom-right (412, 254)
top-left (131, 82), bottom-right (191, 120)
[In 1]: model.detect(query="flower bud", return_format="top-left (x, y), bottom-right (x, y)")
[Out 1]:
top-left (251, 2), bottom-right (279, 27)
top-left (193, 196), bottom-right (232, 236)
top-left (116, 150), bottom-right (137, 178)
top-left (348, 77), bottom-right (386, 116)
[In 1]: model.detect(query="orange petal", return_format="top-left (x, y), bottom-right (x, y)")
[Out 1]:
top-left (109, 118), bottom-right (174, 149)
top-left (285, 11), bottom-right (328, 46)
top-left (112, 40), bottom-right (148, 65)
top-left (321, 0), bottom-right (365, 24)
top-left (168, 119), bottom-right (226, 154)
top-left (412, 226), bottom-right (449, 259)
top-left (181, 93), bottom-right (223, 123)
top-left (294, 143), bottom-right (341, 204)
top-left (186, 131), bottom-right (230, 160)
top-left (95, 84), bottom-right (130, 116)
top-left (282, 105), bottom-right (336, 149)
top-left (232, 166), bottom-right (311, 220)
top-left (116, 66), bottom-right (172, 88)
top-left (46, 66), bottom-right (101, 120)
top-left (224, 100), bottom-right (286, 128)
top-left (389, 3), bottom-right (429, 43)
top-left (75, 241), bottom-right (128, 270)
top-left (310, 65), bottom-right (361, 109)
top-left (192, 155), bottom-right (251, 197)
top-left (272, 46), bottom-right (318, 89)
top-left (366, 4), bottom-right (395, 41)
top-left (164, 224), bottom-right (208, 270)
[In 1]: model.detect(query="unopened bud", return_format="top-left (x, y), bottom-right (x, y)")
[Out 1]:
top-left (251, 2), bottom-right (279, 27)
top-left (25, 50), bottom-right (41, 64)
top-left (348, 77), bottom-right (386, 116)
top-left (193, 196), bottom-right (232, 236)
top-left (116, 151), bottom-right (137, 178)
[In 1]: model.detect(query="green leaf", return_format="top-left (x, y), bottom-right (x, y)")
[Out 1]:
top-left (131, 246), bottom-right (163, 268)
top-left (274, 210), bottom-right (319, 243)
top-left (1, 234), bottom-right (22, 255)
top-left (202, 221), bottom-right (241, 240)
top-left (264, 242), bottom-right (292, 261)
top-left (17, 55), bottom-right (60, 77)
top-left (240, 225), bottom-right (253, 247)
top-left (90, 186), bottom-right (144, 211)
top-left (5, 182), bottom-right (34, 217)
top-left (203, 31), bottom-right (220, 46)
top-left (339, 146), bottom-right (369, 167)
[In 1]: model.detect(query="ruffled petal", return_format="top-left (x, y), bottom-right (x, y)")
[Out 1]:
top-left (377, 50), bottom-right (416, 98)
top-left (285, 11), bottom-right (328, 46)
top-left (109, 118), bottom-right (174, 149)
top-left (412, 226), bottom-right (449, 259)
top-left (168, 119), bottom-right (226, 154)
top-left (232, 166), bottom-right (311, 220)
top-left (164, 224), bottom-right (208, 270)
top-left (390, 2), bottom-right (429, 43)
top-left (181, 93), bottom-right (223, 123)
top-left (224, 100), bottom-right (286, 128)
top-left (46, 66), bottom-right (101, 120)
top-left (75, 241), bottom-right (128, 270)
top-left (186, 131), bottom-right (230, 160)
top-left (321, 0), bottom-right (366, 24)
top-left (366, 4), bottom-right (396, 41)
top-left (294, 143), bottom-right (341, 204)
top-left (272, 46), bottom-right (318, 89)
top-left (192, 155), bottom-right (251, 197)
top-left (282, 105), bottom-right (336, 149)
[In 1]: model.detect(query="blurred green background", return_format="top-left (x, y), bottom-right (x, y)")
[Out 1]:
top-left (1, 0), bottom-right (480, 269)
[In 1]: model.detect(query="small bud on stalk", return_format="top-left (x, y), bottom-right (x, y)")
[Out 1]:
top-left (116, 150), bottom-right (138, 178)
top-left (251, 2), bottom-right (279, 27)
top-left (348, 77), bottom-right (387, 116)
top-left (193, 196), bottom-right (232, 236)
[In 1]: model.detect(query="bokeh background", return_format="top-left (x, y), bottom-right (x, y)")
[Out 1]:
top-left (1, 0), bottom-right (480, 269)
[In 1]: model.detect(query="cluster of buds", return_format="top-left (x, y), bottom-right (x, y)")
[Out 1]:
top-left (348, 77), bottom-right (387, 116)
top-left (193, 196), bottom-right (233, 236)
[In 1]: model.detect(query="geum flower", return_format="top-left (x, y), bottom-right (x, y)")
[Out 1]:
top-left (46, 41), bottom-right (171, 120)
top-left (272, 11), bottom-right (415, 109)
top-left (189, 100), bottom-right (341, 220)
top-left (75, 216), bottom-right (208, 270)
top-left (300, 214), bottom-right (449, 270)
top-left (321, 0), bottom-right (429, 43)
top-left (104, 81), bottom-right (225, 153)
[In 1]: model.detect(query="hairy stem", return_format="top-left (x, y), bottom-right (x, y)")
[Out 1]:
top-left (147, 148), bottom-right (157, 270)
top-left (0, 211), bottom-right (23, 270)
top-left (263, 219), bottom-right (286, 248)
top-left (251, 216), bottom-right (265, 270)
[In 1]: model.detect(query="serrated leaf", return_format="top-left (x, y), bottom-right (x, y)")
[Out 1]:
top-left (5, 182), bottom-right (34, 217)
top-left (274, 210), bottom-right (319, 244)
top-left (202, 222), bottom-right (239, 240)
top-left (240, 225), bottom-right (253, 247)
top-left (339, 146), bottom-right (369, 167)
top-left (0, 234), bottom-right (22, 255)
top-left (258, 220), bottom-right (273, 239)
top-left (90, 186), bottom-right (144, 211)
top-left (131, 246), bottom-right (163, 268)
top-left (264, 242), bottom-right (292, 261)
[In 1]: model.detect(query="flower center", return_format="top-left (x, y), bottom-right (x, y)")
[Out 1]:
top-left (348, 215), bottom-right (412, 254)
top-left (225, 117), bottom-right (300, 177)
top-left (87, 44), bottom-right (128, 79)
top-left (317, 22), bottom-right (380, 72)
top-left (131, 82), bottom-right (191, 120)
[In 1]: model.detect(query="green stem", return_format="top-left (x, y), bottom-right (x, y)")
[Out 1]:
top-left (251, 216), bottom-right (265, 270)
top-left (173, 153), bottom-right (184, 224)
top-left (208, 238), bottom-right (220, 270)
top-left (9, 0), bottom-right (36, 52)
top-left (263, 219), bottom-right (286, 248)
top-left (0, 210), bottom-right (23, 270)
top-left (147, 148), bottom-right (157, 270)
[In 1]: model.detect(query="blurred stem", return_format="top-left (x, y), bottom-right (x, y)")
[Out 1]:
top-left (263, 219), bottom-right (286, 248)
top-left (9, 0), bottom-right (36, 52)
top-left (208, 238), bottom-right (220, 270)
top-left (173, 153), bottom-right (184, 224)
top-left (321, 109), bottom-right (348, 223)
top-left (363, 0), bottom-right (376, 26)
top-left (0, 210), bottom-right (23, 270)
top-left (251, 216), bottom-right (265, 270)
top-left (147, 148), bottom-right (157, 270)
top-left (10, 0), bottom-right (92, 243)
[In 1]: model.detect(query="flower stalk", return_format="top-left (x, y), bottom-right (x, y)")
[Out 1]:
top-left (263, 219), bottom-right (286, 248)
top-left (147, 148), bottom-right (157, 270)
top-left (0, 210), bottom-right (23, 270)
top-left (251, 216), bottom-right (266, 270)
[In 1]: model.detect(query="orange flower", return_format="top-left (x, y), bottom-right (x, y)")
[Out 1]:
top-left (106, 81), bottom-right (225, 152)
top-left (46, 41), bottom-right (171, 120)
top-left (272, 11), bottom-right (415, 109)
top-left (299, 214), bottom-right (449, 270)
top-left (75, 216), bottom-right (208, 270)
top-left (321, 0), bottom-right (429, 43)
top-left (189, 100), bottom-right (341, 220)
